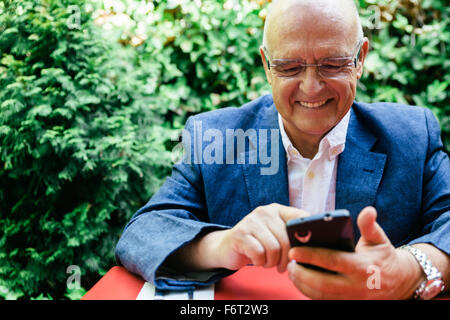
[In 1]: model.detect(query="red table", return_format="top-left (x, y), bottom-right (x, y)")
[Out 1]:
top-left (82, 265), bottom-right (308, 300)
top-left (82, 265), bottom-right (450, 300)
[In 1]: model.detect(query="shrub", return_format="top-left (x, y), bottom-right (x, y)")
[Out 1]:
top-left (0, 0), bottom-right (172, 299)
top-left (356, 0), bottom-right (449, 151)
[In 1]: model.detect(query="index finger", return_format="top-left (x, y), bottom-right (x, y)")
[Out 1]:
top-left (274, 204), bottom-right (310, 223)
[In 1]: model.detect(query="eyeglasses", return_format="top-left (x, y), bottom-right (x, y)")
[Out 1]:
top-left (263, 40), bottom-right (363, 79)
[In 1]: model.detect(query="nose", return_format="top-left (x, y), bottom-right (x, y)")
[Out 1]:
top-left (298, 67), bottom-right (325, 96)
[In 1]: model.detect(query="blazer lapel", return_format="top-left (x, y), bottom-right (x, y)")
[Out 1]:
top-left (239, 102), bottom-right (387, 227)
top-left (336, 106), bottom-right (387, 238)
top-left (241, 104), bottom-right (290, 209)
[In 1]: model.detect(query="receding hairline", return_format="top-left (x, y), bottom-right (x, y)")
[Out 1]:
top-left (262, 0), bottom-right (364, 53)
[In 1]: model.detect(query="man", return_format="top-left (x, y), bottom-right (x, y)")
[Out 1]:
top-left (115, 0), bottom-right (450, 299)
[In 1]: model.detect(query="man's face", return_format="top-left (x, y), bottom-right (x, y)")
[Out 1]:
top-left (261, 3), bottom-right (368, 144)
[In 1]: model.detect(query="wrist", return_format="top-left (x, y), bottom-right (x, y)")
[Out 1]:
top-left (194, 229), bottom-right (229, 270)
top-left (399, 245), bottom-right (446, 300)
top-left (396, 248), bottom-right (426, 299)
top-left (165, 229), bottom-right (227, 271)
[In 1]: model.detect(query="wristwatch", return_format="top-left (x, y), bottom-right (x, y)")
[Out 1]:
top-left (400, 245), bottom-right (445, 300)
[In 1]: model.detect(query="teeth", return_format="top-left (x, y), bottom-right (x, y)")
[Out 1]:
top-left (299, 100), bottom-right (328, 108)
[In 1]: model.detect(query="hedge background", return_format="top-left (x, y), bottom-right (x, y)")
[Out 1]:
top-left (0, 0), bottom-right (448, 299)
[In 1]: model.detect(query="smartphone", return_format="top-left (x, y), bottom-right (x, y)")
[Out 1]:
top-left (286, 209), bottom-right (355, 272)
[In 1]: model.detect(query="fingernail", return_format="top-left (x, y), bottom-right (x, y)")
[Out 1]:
top-left (287, 260), bottom-right (296, 273)
top-left (288, 260), bottom-right (296, 280)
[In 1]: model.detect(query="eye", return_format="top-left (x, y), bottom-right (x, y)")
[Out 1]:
top-left (284, 66), bottom-right (301, 73)
top-left (276, 65), bottom-right (303, 76)
top-left (320, 59), bottom-right (353, 73)
top-left (321, 64), bottom-right (344, 73)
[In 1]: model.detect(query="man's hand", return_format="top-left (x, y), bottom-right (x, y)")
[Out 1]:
top-left (287, 206), bottom-right (424, 299)
top-left (211, 203), bottom-right (309, 273)
top-left (169, 203), bottom-right (309, 273)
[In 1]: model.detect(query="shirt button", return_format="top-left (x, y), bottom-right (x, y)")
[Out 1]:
top-left (308, 171), bottom-right (315, 179)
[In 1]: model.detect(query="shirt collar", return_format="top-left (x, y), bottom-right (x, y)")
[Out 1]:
top-left (278, 109), bottom-right (351, 162)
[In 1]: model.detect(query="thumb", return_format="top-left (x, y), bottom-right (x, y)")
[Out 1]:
top-left (357, 206), bottom-right (390, 246)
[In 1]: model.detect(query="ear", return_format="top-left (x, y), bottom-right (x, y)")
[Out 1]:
top-left (355, 37), bottom-right (369, 80)
top-left (260, 46), bottom-right (272, 86)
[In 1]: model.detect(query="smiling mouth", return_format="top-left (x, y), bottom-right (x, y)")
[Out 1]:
top-left (297, 99), bottom-right (332, 109)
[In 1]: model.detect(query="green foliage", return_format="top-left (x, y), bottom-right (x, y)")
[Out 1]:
top-left (0, 0), bottom-right (172, 299)
top-left (0, 0), bottom-right (448, 299)
top-left (356, 0), bottom-right (450, 151)
top-left (120, 0), bottom-right (271, 125)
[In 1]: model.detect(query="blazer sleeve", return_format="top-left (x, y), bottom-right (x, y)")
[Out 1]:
top-left (114, 117), bottom-right (233, 291)
top-left (408, 108), bottom-right (450, 254)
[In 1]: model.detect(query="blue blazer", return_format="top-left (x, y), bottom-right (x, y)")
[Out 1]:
top-left (115, 94), bottom-right (450, 290)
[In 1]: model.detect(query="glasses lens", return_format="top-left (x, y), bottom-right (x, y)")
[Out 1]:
top-left (273, 64), bottom-right (305, 77)
top-left (318, 60), bottom-right (354, 78)
top-left (270, 52), bottom-right (358, 78)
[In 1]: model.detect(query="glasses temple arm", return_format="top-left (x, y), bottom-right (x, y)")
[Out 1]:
top-left (354, 41), bottom-right (363, 67)
top-left (262, 47), bottom-right (272, 69)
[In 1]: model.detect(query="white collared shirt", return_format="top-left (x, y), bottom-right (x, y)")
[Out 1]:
top-left (278, 110), bottom-right (350, 215)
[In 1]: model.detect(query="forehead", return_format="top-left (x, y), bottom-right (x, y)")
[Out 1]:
top-left (267, 1), bottom-right (357, 58)
top-left (271, 39), bottom-right (351, 60)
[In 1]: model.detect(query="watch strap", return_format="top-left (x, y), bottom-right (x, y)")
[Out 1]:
top-left (400, 245), bottom-right (445, 299)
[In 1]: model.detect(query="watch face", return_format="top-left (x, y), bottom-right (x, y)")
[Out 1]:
top-left (422, 280), bottom-right (445, 300)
